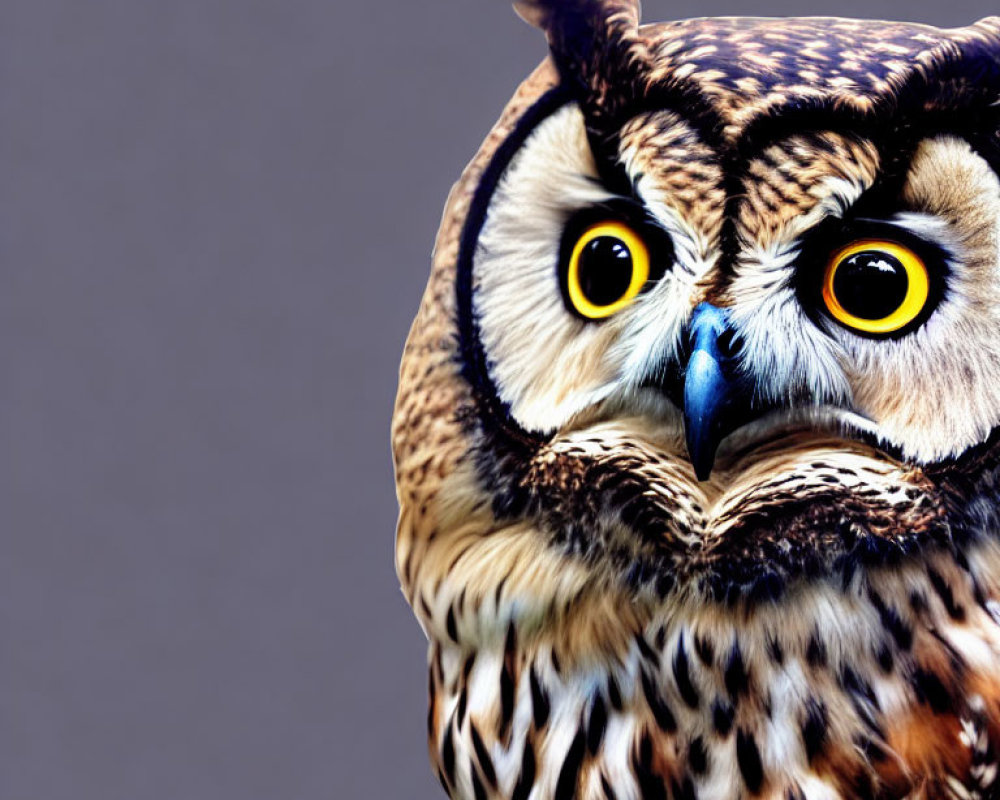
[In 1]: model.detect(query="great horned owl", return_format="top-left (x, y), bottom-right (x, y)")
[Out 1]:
top-left (392, 3), bottom-right (1000, 797)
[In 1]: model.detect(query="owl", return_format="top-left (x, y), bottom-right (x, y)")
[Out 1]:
top-left (392, 2), bottom-right (1000, 798)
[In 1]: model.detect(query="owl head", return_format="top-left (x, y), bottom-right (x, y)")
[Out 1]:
top-left (393, 2), bottom-right (1000, 653)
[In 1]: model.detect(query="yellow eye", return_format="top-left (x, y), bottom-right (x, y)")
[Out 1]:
top-left (822, 240), bottom-right (930, 335)
top-left (565, 221), bottom-right (650, 319)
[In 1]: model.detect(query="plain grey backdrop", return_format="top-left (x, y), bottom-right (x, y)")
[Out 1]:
top-left (0, 0), bottom-right (995, 798)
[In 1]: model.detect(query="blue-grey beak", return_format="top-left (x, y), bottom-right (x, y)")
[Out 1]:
top-left (682, 303), bottom-right (744, 481)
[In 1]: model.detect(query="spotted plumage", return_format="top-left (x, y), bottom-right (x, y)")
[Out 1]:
top-left (393, 3), bottom-right (1000, 798)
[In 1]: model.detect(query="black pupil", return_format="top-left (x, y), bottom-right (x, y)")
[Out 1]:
top-left (578, 236), bottom-right (633, 306)
top-left (832, 250), bottom-right (909, 320)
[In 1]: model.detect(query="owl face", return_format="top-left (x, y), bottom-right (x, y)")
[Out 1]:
top-left (477, 105), bottom-right (1000, 465)
top-left (395, 3), bottom-right (1000, 629)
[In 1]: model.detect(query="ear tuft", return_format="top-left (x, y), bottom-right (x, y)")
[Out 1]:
top-left (511, 0), bottom-right (648, 155)
top-left (510, 0), bottom-right (644, 95)
top-left (512, 0), bottom-right (547, 29)
top-left (513, 1), bottom-right (641, 33)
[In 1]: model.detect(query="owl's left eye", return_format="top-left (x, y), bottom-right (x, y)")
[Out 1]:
top-left (563, 220), bottom-right (651, 319)
top-left (822, 240), bottom-right (931, 335)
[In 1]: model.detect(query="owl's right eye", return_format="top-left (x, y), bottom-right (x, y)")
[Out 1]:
top-left (563, 220), bottom-right (651, 320)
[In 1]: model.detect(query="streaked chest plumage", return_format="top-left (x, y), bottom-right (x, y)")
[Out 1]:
top-left (424, 542), bottom-right (1000, 799)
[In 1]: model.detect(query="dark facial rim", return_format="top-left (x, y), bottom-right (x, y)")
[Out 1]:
top-left (455, 85), bottom-right (573, 445)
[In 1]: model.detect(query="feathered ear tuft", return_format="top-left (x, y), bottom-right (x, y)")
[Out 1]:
top-left (512, 0), bottom-right (646, 130)
top-left (513, 0), bottom-right (641, 31)
top-left (511, 0), bottom-right (549, 29)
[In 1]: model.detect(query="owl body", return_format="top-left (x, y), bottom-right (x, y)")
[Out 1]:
top-left (394, 6), bottom-right (1000, 798)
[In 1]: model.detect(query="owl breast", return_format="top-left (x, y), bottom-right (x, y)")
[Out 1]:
top-left (427, 541), bottom-right (1000, 799)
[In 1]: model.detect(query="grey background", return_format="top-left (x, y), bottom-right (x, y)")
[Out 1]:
top-left (0, 0), bottom-right (993, 798)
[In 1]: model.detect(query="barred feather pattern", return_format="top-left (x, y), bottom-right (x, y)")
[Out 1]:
top-left (418, 540), bottom-right (1000, 799)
